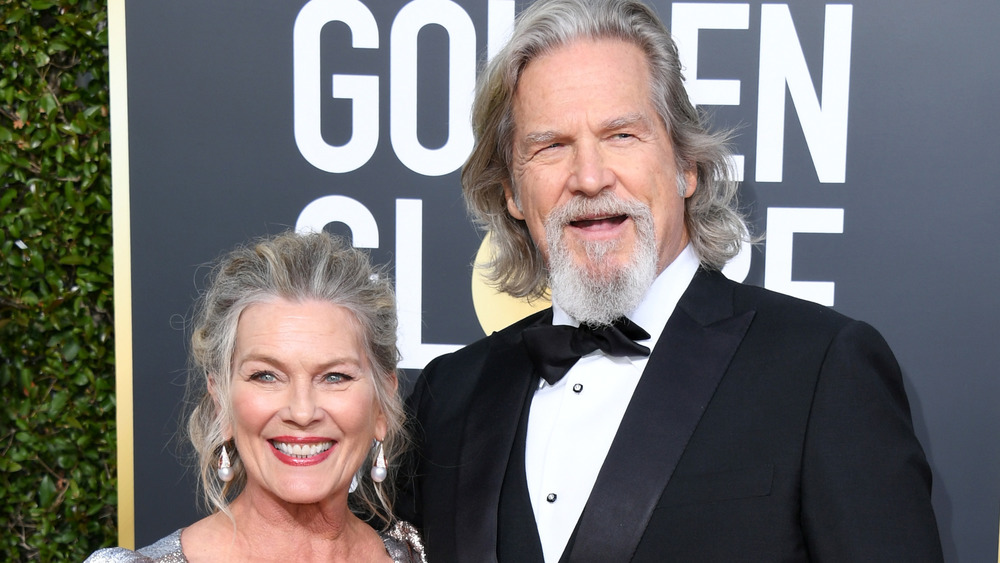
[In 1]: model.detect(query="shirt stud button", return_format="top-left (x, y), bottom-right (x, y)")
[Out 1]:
top-left (546, 493), bottom-right (557, 503)
top-left (572, 383), bottom-right (583, 393)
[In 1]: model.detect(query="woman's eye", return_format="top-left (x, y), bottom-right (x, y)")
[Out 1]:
top-left (249, 371), bottom-right (277, 382)
top-left (324, 372), bottom-right (351, 384)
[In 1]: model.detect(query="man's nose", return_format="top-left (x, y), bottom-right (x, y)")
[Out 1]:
top-left (566, 142), bottom-right (616, 196)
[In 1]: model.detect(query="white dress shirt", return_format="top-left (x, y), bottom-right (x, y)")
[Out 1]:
top-left (524, 245), bottom-right (700, 562)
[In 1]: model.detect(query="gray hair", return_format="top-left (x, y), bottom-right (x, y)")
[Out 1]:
top-left (185, 230), bottom-right (405, 529)
top-left (463, 0), bottom-right (749, 299)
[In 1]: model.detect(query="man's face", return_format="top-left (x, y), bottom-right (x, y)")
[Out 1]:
top-left (506, 38), bottom-right (696, 280)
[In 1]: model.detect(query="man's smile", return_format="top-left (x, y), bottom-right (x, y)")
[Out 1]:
top-left (569, 214), bottom-right (628, 230)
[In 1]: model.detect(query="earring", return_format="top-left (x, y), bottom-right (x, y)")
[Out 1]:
top-left (370, 441), bottom-right (387, 483)
top-left (349, 474), bottom-right (359, 494)
top-left (217, 444), bottom-right (234, 482)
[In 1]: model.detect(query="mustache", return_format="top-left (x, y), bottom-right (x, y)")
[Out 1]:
top-left (545, 192), bottom-right (651, 229)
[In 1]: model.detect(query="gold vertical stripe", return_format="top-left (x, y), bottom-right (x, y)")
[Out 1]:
top-left (108, 0), bottom-right (135, 550)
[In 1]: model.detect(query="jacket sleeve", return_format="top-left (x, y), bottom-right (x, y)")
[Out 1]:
top-left (800, 320), bottom-right (943, 561)
top-left (393, 355), bottom-right (439, 529)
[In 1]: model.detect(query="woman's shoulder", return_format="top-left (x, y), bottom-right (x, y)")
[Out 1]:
top-left (85, 530), bottom-right (186, 563)
top-left (379, 520), bottom-right (426, 563)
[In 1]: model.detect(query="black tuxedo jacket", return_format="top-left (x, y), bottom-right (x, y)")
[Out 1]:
top-left (398, 269), bottom-right (942, 562)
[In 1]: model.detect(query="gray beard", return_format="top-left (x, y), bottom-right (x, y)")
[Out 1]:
top-left (545, 193), bottom-right (658, 327)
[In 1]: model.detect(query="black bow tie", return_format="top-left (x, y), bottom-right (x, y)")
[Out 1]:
top-left (522, 317), bottom-right (651, 385)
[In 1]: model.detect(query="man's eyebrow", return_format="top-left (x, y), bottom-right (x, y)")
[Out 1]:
top-left (521, 130), bottom-right (560, 146)
top-left (517, 113), bottom-right (651, 148)
top-left (602, 112), bottom-right (650, 131)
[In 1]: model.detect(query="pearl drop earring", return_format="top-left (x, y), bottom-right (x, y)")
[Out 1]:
top-left (370, 441), bottom-right (387, 483)
top-left (218, 444), bottom-right (234, 482)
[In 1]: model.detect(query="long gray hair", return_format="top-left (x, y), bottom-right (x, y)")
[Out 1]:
top-left (185, 230), bottom-right (405, 529)
top-left (463, 0), bottom-right (749, 299)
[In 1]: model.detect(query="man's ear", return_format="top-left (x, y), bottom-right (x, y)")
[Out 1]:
top-left (682, 168), bottom-right (697, 198)
top-left (503, 181), bottom-right (525, 220)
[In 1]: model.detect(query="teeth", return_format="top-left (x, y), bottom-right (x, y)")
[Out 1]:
top-left (272, 441), bottom-right (333, 458)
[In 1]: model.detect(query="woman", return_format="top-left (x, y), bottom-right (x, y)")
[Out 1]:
top-left (88, 231), bottom-right (424, 562)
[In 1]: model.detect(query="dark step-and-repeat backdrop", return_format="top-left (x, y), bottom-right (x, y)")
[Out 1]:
top-left (108, 1), bottom-right (999, 560)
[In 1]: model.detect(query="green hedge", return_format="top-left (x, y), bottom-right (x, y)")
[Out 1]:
top-left (0, 1), bottom-right (116, 561)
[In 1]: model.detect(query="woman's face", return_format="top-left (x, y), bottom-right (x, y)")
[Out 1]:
top-left (227, 298), bottom-right (387, 505)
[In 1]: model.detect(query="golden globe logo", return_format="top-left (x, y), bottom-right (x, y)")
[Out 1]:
top-left (471, 231), bottom-right (550, 334)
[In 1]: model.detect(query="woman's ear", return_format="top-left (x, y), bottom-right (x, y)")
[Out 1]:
top-left (207, 373), bottom-right (231, 439)
top-left (374, 373), bottom-right (397, 441)
top-left (207, 372), bottom-right (220, 406)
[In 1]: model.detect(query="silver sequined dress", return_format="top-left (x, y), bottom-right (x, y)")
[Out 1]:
top-left (85, 520), bottom-right (426, 563)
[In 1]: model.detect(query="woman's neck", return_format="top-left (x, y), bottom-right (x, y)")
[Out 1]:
top-left (182, 489), bottom-right (389, 562)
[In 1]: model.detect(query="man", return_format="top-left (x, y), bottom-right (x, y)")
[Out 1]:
top-left (398, 0), bottom-right (943, 561)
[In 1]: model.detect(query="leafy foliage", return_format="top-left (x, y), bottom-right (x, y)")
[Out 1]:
top-left (0, 0), bottom-right (116, 560)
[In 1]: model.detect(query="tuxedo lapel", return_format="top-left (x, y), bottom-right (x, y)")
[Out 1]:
top-left (565, 270), bottom-right (755, 562)
top-left (453, 310), bottom-right (552, 562)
